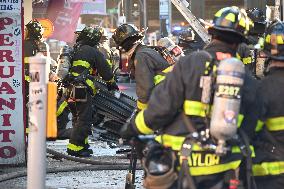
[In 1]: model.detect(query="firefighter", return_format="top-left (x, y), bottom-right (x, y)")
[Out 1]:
top-left (252, 20), bottom-right (284, 189)
top-left (120, 7), bottom-right (259, 189)
top-left (237, 8), bottom-right (266, 77)
top-left (24, 19), bottom-right (44, 132)
top-left (65, 26), bottom-right (118, 157)
top-left (112, 24), bottom-right (171, 111)
top-left (56, 26), bottom-right (114, 140)
top-left (178, 28), bottom-right (204, 55)
top-left (97, 26), bottom-right (115, 71)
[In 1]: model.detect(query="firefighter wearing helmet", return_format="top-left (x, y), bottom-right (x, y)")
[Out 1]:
top-left (56, 25), bottom-right (117, 140)
top-left (120, 7), bottom-right (259, 189)
top-left (64, 26), bottom-right (118, 157)
top-left (252, 20), bottom-right (284, 189)
top-left (178, 28), bottom-right (205, 55)
top-left (112, 24), bottom-right (170, 111)
top-left (24, 19), bottom-right (45, 133)
top-left (237, 8), bottom-right (267, 78)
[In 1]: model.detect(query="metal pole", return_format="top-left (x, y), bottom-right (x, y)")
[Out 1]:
top-left (244, 0), bottom-right (248, 9)
top-left (282, 0), bottom-right (284, 20)
top-left (169, 0), bottom-right (172, 35)
top-left (143, 0), bottom-right (147, 29)
top-left (27, 53), bottom-right (49, 189)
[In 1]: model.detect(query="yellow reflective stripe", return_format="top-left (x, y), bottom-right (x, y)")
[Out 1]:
top-left (71, 72), bottom-right (79, 76)
top-left (183, 100), bottom-right (207, 117)
top-left (265, 35), bottom-right (271, 43)
top-left (153, 74), bottom-right (166, 85)
top-left (24, 57), bottom-right (29, 64)
top-left (258, 37), bottom-right (264, 48)
top-left (253, 161), bottom-right (284, 176)
top-left (277, 35), bottom-right (284, 45)
top-left (137, 100), bottom-right (148, 110)
top-left (237, 114), bottom-right (244, 128)
top-left (135, 110), bottom-right (154, 135)
top-left (86, 79), bottom-right (96, 94)
top-left (56, 101), bottom-right (68, 117)
top-left (155, 134), bottom-right (253, 156)
top-left (266, 117), bottom-right (284, 131)
top-left (162, 65), bottom-right (174, 73)
top-left (255, 120), bottom-right (264, 132)
top-left (84, 137), bottom-right (88, 144)
top-left (189, 160), bottom-right (241, 176)
top-left (242, 56), bottom-right (252, 64)
top-left (26, 128), bottom-right (29, 134)
top-left (72, 60), bottom-right (90, 68)
top-left (225, 13), bottom-right (236, 22)
top-left (25, 75), bottom-right (31, 82)
top-left (236, 53), bottom-right (241, 60)
top-left (155, 135), bottom-right (188, 151)
top-left (106, 59), bottom-right (112, 67)
top-left (239, 17), bottom-right (246, 28)
top-left (67, 143), bottom-right (84, 151)
top-left (105, 77), bottom-right (115, 83)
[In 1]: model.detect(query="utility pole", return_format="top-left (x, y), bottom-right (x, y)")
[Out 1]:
top-left (125, 0), bottom-right (133, 23)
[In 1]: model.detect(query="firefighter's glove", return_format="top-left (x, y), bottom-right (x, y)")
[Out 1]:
top-left (107, 82), bottom-right (119, 91)
top-left (120, 122), bottom-right (138, 140)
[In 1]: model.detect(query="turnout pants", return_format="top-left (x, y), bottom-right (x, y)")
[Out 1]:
top-left (255, 175), bottom-right (284, 189)
top-left (56, 97), bottom-right (72, 139)
top-left (68, 92), bottom-right (96, 149)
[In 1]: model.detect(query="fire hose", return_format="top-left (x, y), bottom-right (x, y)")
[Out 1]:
top-left (0, 148), bottom-right (142, 183)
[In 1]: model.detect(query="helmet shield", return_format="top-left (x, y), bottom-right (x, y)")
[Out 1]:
top-left (112, 24), bottom-right (144, 48)
top-left (208, 7), bottom-right (252, 43)
top-left (76, 26), bottom-right (102, 46)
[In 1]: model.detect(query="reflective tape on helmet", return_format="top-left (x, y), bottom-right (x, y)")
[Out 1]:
top-left (72, 60), bottom-right (91, 68)
top-left (266, 117), bottom-right (284, 131)
top-left (225, 13), bottom-right (236, 22)
top-left (154, 74), bottom-right (166, 85)
top-left (183, 100), bottom-right (207, 117)
top-left (67, 143), bottom-right (84, 151)
top-left (253, 161), bottom-right (284, 176)
top-left (255, 120), bottom-right (264, 132)
top-left (215, 8), bottom-right (225, 17)
top-left (137, 100), bottom-right (148, 110)
top-left (86, 79), bottom-right (96, 95)
top-left (56, 100), bottom-right (68, 117)
top-left (135, 110), bottom-right (154, 135)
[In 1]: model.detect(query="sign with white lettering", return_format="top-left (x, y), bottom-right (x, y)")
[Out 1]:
top-left (0, 0), bottom-right (25, 164)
